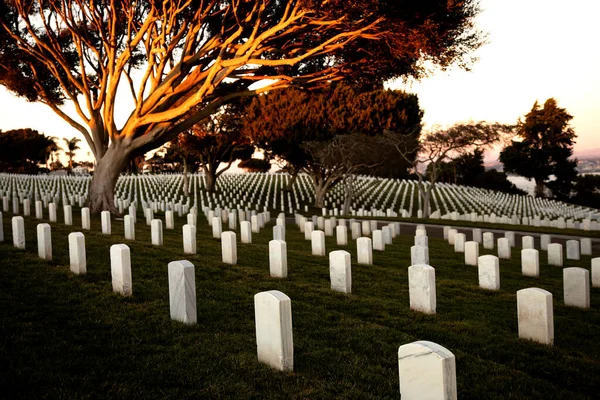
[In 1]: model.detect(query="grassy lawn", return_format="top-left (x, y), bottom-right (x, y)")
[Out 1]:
top-left (1, 208), bottom-right (599, 399)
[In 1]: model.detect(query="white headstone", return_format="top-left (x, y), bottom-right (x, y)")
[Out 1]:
top-left (336, 225), bottom-right (348, 246)
top-left (329, 250), bottom-right (351, 294)
top-left (580, 238), bottom-right (592, 256)
top-left (414, 235), bottom-right (428, 248)
top-left (165, 210), bottom-right (175, 229)
top-left (63, 205), bottom-right (73, 226)
top-left (448, 229), bottom-right (457, 245)
top-left (566, 240), bottom-right (580, 260)
top-left (464, 241), bottom-right (479, 266)
top-left (521, 249), bottom-right (539, 277)
top-left (373, 230), bottom-right (385, 251)
top-left (547, 243), bottom-right (563, 266)
top-left (522, 235), bottom-right (535, 249)
top-left (411, 245), bottom-right (429, 265)
top-left (254, 290), bottom-right (294, 371)
top-left (563, 267), bottom-right (590, 309)
top-left (149, 219), bottom-right (163, 245)
top-left (49, 203), bottom-right (57, 222)
top-left (304, 221), bottom-right (314, 240)
top-left (168, 260), bottom-right (197, 324)
top-left (212, 216), bottom-right (223, 238)
top-left (110, 244), bottom-right (132, 296)
top-left (408, 264), bottom-right (436, 314)
top-left (311, 230), bottom-right (326, 256)
top-left (592, 258), bottom-right (600, 288)
top-left (273, 225), bottom-right (285, 241)
top-left (540, 234), bottom-right (551, 251)
top-left (269, 240), bottom-right (287, 278)
top-left (221, 231), bottom-right (237, 264)
top-left (183, 224), bottom-right (196, 254)
top-left (504, 231), bottom-right (515, 247)
top-left (483, 232), bottom-right (494, 250)
top-left (497, 237), bottom-right (511, 259)
top-left (101, 211), bottom-right (111, 235)
top-left (241, 220), bottom-right (252, 243)
top-left (37, 223), bottom-right (52, 260)
top-left (351, 222), bottom-right (361, 240)
top-left (357, 237), bottom-right (373, 265)
top-left (454, 233), bottom-right (466, 253)
top-left (81, 207), bottom-right (91, 230)
top-left (35, 201), bottom-right (43, 219)
top-left (398, 341), bottom-right (457, 400)
top-left (472, 228), bottom-right (482, 243)
top-left (12, 216), bottom-right (25, 249)
top-left (68, 232), bottom-right (86, 274)
top-left (362, 220), bottom-right (371, 236)
top-left (478, 255), bottom-right (500, 290)
top-left (517, 288), bottom-right (553, 345)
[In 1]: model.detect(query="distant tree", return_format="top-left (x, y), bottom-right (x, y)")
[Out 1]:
top-left (0, 128), bottom-right (55, 173)
top-left (43, 136), bottom-right (60, 169)
top-left (238, 158), bottom-right (272, 173)
top-left (303, 134), bottom-right (387, 215)
top-left (0, 0), bottom-right (483, 213)
top-left (63, 137), bottom-right (81, 173)
top-left (385, 122), bottom-right (513, 218)
top-left (244, 84), bottom-right (423, 205)
top-left (571, 175), bottom-right (600, 208)
top-left (500, 98), bottom-right (577, 198)
top-left (170, 103), bottom-right (254, 193)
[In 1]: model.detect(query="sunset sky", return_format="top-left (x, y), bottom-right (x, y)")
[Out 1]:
top-left (0, 0), bottom-right (598, 164)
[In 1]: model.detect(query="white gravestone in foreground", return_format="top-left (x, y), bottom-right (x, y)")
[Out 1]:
top-left (408, 264), bottom-right (436, 314)
top-left (398, 341), bottom-right (457, 400)
top-left (68, 232), bottom-right (87, 275)
top-left (311, 230), bottom-right (326, 256)
top-left (357, 237), bottom-right (373, 265)
top-left (151, 219), bottom-right (163, 246)
top-left (12, 216), bottom-right (25, 249)
top-left (497, 238), bottom-right (511, 260)
top-left (566, 240), bottom-right (580, 260)
top-left (521, 249), bottom-right (539, 277)
top-left (183, 224), bottom-right (197, 254)
top-left (483, 232), bottom-right (494, 250)
top-left (110, 244), bottom-right (132, 296)
top-left (336, 225), bottom-right (348, 246)
top-left (168, 260), bottom-right (197, 325)
top-left (478, 255), bottom-right (500, 290)
top-left (329, 250), bottom-right (351, 294)
top-left (37, 223), bottom-right (52, 260)
top-left (547, 243), bottom-right (563, 266)
top-left (563, 267), bottom-right (590, 309)
top-left (240, 221), bottom-right (252, 244)
top-left (269, 240), bottom-right (287, 278)
top-left (254, 290), bottom-right (294, 371)
top-left (101, 211), bottom-right (111, 235)
top-left (517, 288), bottom-right (553, 345)
top-left (592, 258), bottom-right (600, 288)
top-left (221, 231), bottom-right (237, 265)
top-left (464, 241), bottom-right (479, 266)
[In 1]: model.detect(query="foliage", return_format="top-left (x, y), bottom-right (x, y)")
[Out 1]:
top-left (570, 174), bottom-right (600, 208)
top-left (500, 98), bottom-right (578, 198)
top-left (0, 0), bottom-right (483, 212)
top-left (63, 137), bottom-right (81, 172)
top-left (238, 158), bottom-right (272, 173)
top-left (0, 129), bottom-right (56, 173)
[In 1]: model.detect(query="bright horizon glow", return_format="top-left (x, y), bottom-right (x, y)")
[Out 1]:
top-left (0, 0), bottom-right (598, 167)
top-left (390, 0), bottom-right (600, 162)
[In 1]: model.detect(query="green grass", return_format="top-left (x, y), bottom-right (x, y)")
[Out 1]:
top-left (1, 208), bottom-right (599, 399)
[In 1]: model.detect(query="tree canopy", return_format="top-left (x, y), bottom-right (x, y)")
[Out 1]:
top-left (500, 98), bottom-right (577, 198)
top-left (0, 0), bottom-right (483, 213)
top-left (0, 129), bottom-right (56, 173)
top-left (244, 84), bottom-right (423, 206)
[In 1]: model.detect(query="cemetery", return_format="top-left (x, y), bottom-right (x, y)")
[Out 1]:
top-left (1, 171), bottom-right (599, 399)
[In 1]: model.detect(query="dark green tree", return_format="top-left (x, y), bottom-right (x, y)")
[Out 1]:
top-left (0, 129), bottom-right (55, 173)
top-left (244, 84), bottom-right (423, 206)
top-left (238, 158), bottom-right (272, 173)
top-left (500, 98), bottom-right (577, 198)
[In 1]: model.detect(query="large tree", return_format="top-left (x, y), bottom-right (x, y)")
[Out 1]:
top-left (500, 98), bottom-right (577, 198)
top-left (0, 0), bottom-right (483, 213)
top-left (244, 84), bottom-right (423, 205)
top-left (386, 122), bottom-right (513, 219)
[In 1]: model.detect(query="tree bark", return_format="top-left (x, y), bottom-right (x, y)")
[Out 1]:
top-left (88, 144), bottom-right (130, 215)
top-left (205, 168), bottom-right (217, 192)
top-left (182, 158), bottom-right (189, 197)
top-left (313, 175), bottom-right (326, 208)
top-left (534, 179), bottom-right (545, 197)
top-left (285, 168), bottom-right (299, 192)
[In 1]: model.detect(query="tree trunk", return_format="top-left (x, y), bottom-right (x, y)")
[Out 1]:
top-left (342, 175), bottom-right (355, 215)
top-left (534, 179), bottom-right (545, 198)
top-left (285, 168), bottom-right (299, 191)
top-left (88, 144), bottom-right (129, 215)
top-left (314, 176), bottom-right (326, 208)
top-left (182, 158), bottom-right (189, 197)
top-left (205, 168), bottom-right (217, 192)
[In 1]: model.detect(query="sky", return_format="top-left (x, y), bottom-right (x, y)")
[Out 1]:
top-left (0, 0), bottom-right (599, 165)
